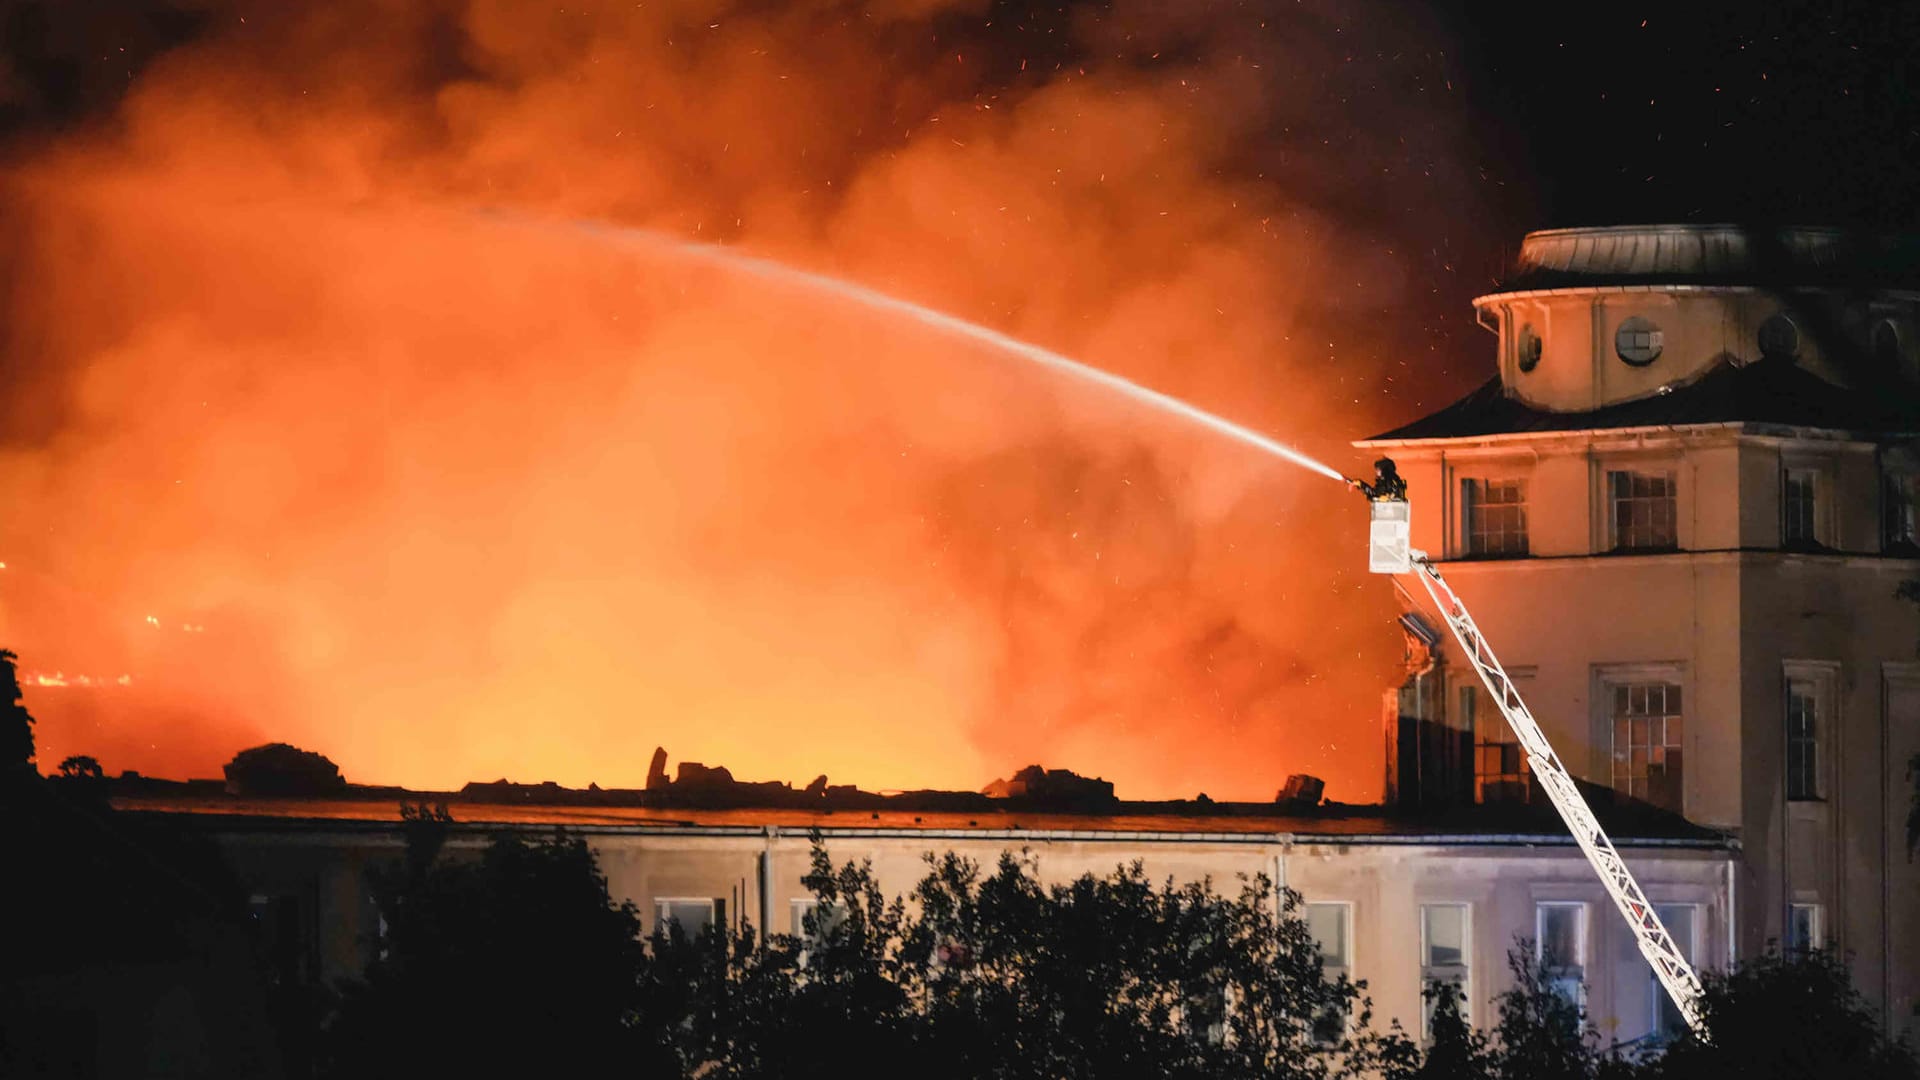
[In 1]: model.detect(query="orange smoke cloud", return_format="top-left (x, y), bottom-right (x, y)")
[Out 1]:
top-left (0, 0), bottom-right (1490, 800)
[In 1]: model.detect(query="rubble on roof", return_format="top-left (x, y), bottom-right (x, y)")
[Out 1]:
top-left (981, 765), bottom-right (1117, 808)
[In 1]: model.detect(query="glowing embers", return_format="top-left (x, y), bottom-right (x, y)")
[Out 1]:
top-left (24, 672), bottom-right (133, 689)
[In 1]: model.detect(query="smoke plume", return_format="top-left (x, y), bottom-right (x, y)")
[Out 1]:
top-left (0, 0), bottom-right (1492, 800)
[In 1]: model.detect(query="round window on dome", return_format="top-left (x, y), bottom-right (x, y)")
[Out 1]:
top-left (1615, 316), bottom-right (1664, 366)
top-left (1517, 324), bottom-right (1543, 372)
top-left (1758, 314), bottom-right (1800, 361)
top-left (1875, 319), bottom-right (1902, 367)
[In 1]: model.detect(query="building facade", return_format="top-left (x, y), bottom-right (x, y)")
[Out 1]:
top-left (1357, 224), bottom-right (1920, 1034)
top-left (134, 796), bottom-right (1733, 1050)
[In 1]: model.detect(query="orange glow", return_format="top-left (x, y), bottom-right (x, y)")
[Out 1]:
top-left (0, 0), bottom-right (1482, 801)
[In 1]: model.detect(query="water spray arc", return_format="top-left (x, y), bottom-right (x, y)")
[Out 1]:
top-left (590, 224), bottom-right (1351, 486)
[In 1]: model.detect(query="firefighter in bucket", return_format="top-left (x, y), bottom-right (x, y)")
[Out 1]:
top-left (1348, 457), bottom-right (1412, 573)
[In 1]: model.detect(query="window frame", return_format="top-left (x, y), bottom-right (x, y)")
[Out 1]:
top-left (1597, 668), bottom-right (1687, 813)
top-left (1419, 902), bottom-right (1472, 1041)
top-left (1786, 902), bottom-right (1823, 955)
top-left (1460, 476), bottom-right (1531, 558)
top-left (1782, 661), bottom-right (1838, 803)
top-left (1462, 677), bottom-right (1533, 805)
top-left (1304, 900), bottom-right (1356, 1043)
top-left (1650, 903), bottom-right (1701, 1042)
top-left (1883, 468), bottom-right (1920, 554)
top-left (1615, 315), bottom-right (1665, 366)
top-left (1533, 901), bottom-right (1588, 1015)
top-left (1305, 900), bottom-right (1354, 977)
top-left (1605, 467), bottom-right (1680, 553)
top-left (655, 896), bottom-right (724, 939)
top-left (1779, 460), bottom-right (1832, 550)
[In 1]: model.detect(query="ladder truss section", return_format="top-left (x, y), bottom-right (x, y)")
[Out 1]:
top-left (1407, 555), bottom-right (1706, 1034)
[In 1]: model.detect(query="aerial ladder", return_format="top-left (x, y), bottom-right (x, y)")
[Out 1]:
top-left (1351, 458), bottom-right (1706, 1035)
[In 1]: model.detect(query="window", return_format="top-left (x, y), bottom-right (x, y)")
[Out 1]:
top-left (1615, 315), bottom-right (1664, 366)
top-left (1420, 903), bottom-right (1470, 1040)
top-left (1783, 664), bottom-right (1835, 801)
top-left (791, 898), bottom-right (846, 940)
top-left (1758, 314), bottom-right (1800, 361)
top-left (1466, 686), bottom-right (1529, 804)
top-left (791, 898), bottom-right (819, 937)
top-left (1651, 904), bottom-right (1699, 1042)
top-left (1462, 478), bottom-right (1529, 557)
top-left (1608, 470), bottom-right (1678, 551)
top-left (1885, 471), bottom-right (1919, 553)
top-left (656, 897), bottom-right (724, 939)
top-left (1518, 324), bottom-right (1544, 372)
top-left (1786, 903), bottom-right (1822, 955)
top-left (1535, 903), bottom-right (1586, 1015)
top-left (1306, 902), bottom-right (1352, 977)
top-left (1786, 678), bottom-right (1821, 800)
top-left (1306, 901), bottom-right (1354, 1042)
top-left (1609, 681), bottom-right (1684, 812)
top-left (1782, 468), bottom-right (1820, 548)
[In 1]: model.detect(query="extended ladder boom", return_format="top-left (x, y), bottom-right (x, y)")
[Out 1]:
top-left (1407, 553), bottom-right (1706, 1034)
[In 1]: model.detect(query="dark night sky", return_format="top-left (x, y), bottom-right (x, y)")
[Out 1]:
top-left (7, 1), bottom-right (1918, 229)
top-left (1442, 1), bottom-right (1920, 233)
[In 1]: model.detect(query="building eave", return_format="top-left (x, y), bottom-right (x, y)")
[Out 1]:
top-left (137, 810), bottom-right (1738, 851)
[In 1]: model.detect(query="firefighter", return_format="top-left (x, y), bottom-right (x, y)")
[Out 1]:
top-left (1348, 457), bottom-right (1407, 501)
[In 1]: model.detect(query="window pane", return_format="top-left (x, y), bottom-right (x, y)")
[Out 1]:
top-left (1787, 904), bottom-right (1820, 954)
top-left (1424, 905), bottom-right (1465, 966)
top-left (1885, 473), bottom-right (1919, 550)
top-left (1538, 904), bottom-right (1582, 967)
top-left (1609, 679), bottom-right (1685, 812)
top-left (1783, 470), bottom-right (1819, 546)
top-left (658, 899), bottom-right (717, 937)
top-left (1609, 469), bottom-right (1678, 550)
top-left (1306, 903), bottom-right (1350, 969)
top-left (1464, 478), bottom-right (1529, 556)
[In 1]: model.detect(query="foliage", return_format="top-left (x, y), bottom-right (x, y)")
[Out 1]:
top-left (1400, 979), bottom-right (1491, 1080)
top-left (682, 842), bottom-right (1407, 1080)
top-left (1488, 945), bottom-right (1604, 1080)
top-left (313, 832), bottom-right (1920, 1080)
top-left (57, 754), bottom-right (103, 779)
top-left (320, 825), bottom-right (676, 1079)
top-left (1648, 948), bottom-right (1918, 1080)
top-left (0, 648), bottom-right (33, 772)
top-left (222, 742), bottom-right (346, 795)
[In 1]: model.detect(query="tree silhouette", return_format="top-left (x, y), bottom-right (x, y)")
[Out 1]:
top-left (1399, 979), bottom-right (1491, 1080)
top-left (1, 649), bottom-right (34, 772)
top-left (57, 754), bottom-right (103, 779)
top-left (320, 825), bottom-right (675, 1079)
top-left (685, 838), bottom-right (1404, 1079)
top-left (1649, 949), bottom-right (1917, 1080)
top-left (308, 833), bottom-right (1920, 1079)
top-left (223, 742), bottom-right (346, 795)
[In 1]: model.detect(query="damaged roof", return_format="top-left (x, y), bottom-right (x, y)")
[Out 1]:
top-left (108, 785), bottom-right (1730, 847)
